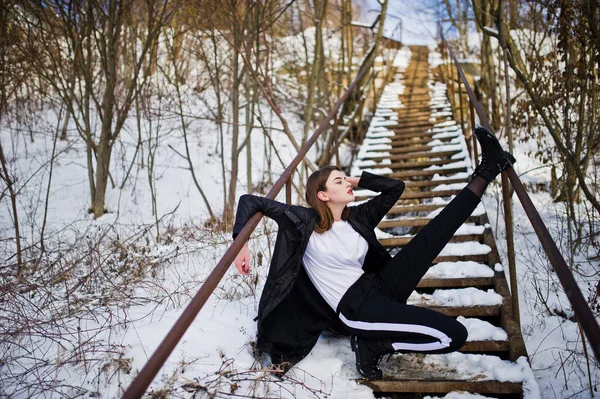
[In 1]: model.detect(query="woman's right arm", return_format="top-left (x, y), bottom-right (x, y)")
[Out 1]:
top-left (232, 194), bottom-right (294, 275)
top-left (232, 194), bottom-right (293, 239)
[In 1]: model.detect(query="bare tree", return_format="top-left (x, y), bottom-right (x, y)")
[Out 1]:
top-left (440, 0), bottom-right (471, 57)
top-left (474, 0), bottom-right (600, 218)
top-left (24, 0), bottom-right (175, 218)
top-left (0, 0), bottom-right (31, 276)
top-left (472, 0), bottom-right (500, 130)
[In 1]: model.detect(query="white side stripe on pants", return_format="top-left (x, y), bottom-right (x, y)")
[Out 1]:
top-left (339, 313), bottom-right (452, 352)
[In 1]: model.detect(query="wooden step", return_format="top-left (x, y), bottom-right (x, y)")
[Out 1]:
top-left (387, 203), bottom-right (446, 214)
top-left (390, 135), bottom-right (455, 147)
top-left (361, 379), bottom-right (522, 397)
top-left (404, 177), bottom-right (468, 188)
top-left (399, 93), bottom-right (430, 99)
top-left (387, 126), bottom-right (435, 135)
top-left (401, 189), bottom-right (462, 199)
top-left (392, 130), bottom-right (457, 140)
top-left (431, 254), bottom-right (489, 264)
top-left (385, 144), bottom-right (438, 154)
top-left (461, 340), bottom-right (510, 353)
top-left (390, 167), bottom-right (466, 179)
top-left (356, 189), bottom-right (461, 202)
top-left (417, 277), bottom-right (495, 289)
top-left (360, 149), bottom-right (461, 161)
top-left (379, 234), bottom-right (482, 247)
top-left (378, 215), bottom-right (478, 228)
top-left (395, 109), bottom-right (433, 117)
top-left (390, 121), bottom-right (436, 130)
top-left (396, 106), bottom-right (446, 114)
top-left (370, 158), bottom-right (457, 170)
top-left (424, 305), bottom-right (501, 317)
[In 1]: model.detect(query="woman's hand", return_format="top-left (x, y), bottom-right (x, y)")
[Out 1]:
top-left (346, 175), bottom-right (361, 187)
top-left (234, 241), bottom-right (251, 275)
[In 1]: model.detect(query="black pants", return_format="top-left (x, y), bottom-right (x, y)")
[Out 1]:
top-left (337, 187), bottom-right (480, 354)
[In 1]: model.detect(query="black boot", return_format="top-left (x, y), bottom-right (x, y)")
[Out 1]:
top-left (472, 125), bottom-right (516, 182)
top-left (350, 335), bottom-right (393, 379)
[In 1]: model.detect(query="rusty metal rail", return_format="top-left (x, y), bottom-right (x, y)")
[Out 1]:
top-left (121, 59), bottom-right (378, 398)
top-left (441, 35), bottom-right (600, 361)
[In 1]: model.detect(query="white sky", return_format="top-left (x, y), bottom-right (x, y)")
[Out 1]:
top-left (354, 0), bottom-right (439, 45)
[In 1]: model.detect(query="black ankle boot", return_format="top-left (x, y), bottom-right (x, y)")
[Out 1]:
top-left (350, 335), bottom-right (393, 379)
top-left (472, 125), bottom-right (516, 182)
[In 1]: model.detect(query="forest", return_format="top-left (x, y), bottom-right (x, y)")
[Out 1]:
top-left (0, 0), bottom-right (598, 397)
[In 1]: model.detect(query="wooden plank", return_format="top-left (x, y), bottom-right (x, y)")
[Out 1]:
top-left (392, 130), bottom-right (449, 139)
top-left (355, 189), bottom-right (461, 202)
top-left (460, 340), bottom-right (510, 353)
top-left (400, 189), bottom-right (462, 199)
top-left (395, 110), bottom-right (433, 117)
top-left (393, 115), bottom-right (432, 123)
top-left (361, 380), bottom-right (522, 395)
top-left (386, 144), bottom-right (436, 154)
top-left (390, 135), bottom-right (455, 147)
top-left (392, 150), bottom-right (461, 160)
top-left (391, 167), bottom-right (466, 178)
top-left (404, 178), bottom-right (468, 188)
top-left (378, 215), bottom-right (478, 228)
top-left (370, 158), bottom-right (456, 170)
top-left (379, 234), bottom-right (482, 247)
top-left (391, 121), bottom-right (436, 130)
top-left (432, 254), bottom-right (489, 263)
top-left (423, 305), bottom-right (501, 317)
top-left (359, 150), bottom-right (462, 161)
top-left (387, 204), bottom-right (446, 214)
top-left (417, 277), bottom-right (495, 289)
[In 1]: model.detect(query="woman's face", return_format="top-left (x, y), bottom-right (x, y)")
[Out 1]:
top-left (319, 170), bottom-right (354, 205)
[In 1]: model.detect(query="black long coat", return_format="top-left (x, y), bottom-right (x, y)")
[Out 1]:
top-left (232, 172), bottom-right (405, 366)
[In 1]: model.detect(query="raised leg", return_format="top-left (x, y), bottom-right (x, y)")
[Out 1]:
top-left (376, 187), bottom-right (481, 303)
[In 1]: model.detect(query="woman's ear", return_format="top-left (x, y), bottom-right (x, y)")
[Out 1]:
top-left (317, 191), bottom-right (328, 202)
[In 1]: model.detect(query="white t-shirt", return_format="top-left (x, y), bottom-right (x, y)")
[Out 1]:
top-left (302, 220), bottom-right (369, 311)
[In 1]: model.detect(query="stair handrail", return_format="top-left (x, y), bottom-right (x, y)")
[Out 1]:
top-left (440, 35), bottom-right (600, 361)
top-left (121, 61), bottom-right (373, 398)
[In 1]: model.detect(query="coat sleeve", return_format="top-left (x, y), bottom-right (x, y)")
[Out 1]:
top-left (352, 171), bottom-right (405, 228)
top-left (232, 194), bottom-right (297, 239)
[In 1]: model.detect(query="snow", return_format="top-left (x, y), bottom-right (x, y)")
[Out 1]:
top-left (425, 393), bottom-right (496, 399)
top-left (424, 261), bottom-right (494, 279)
top-left (439, 242), bottom-right (491, 256)
top-left (407, 287), bottom-right (502, 307)
top-left (458, 317), bottom-right (508, 341)
top-left (2, 15), bottom-right (598, 398)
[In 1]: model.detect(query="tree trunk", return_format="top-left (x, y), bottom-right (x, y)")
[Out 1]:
top-left (473, 0), bottom-right (500, 129)
top-left (225, 14), bottom-right (243, 228)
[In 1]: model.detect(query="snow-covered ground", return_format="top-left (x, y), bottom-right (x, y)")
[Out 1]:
top-left (1, 24), bottom-right (599, 399)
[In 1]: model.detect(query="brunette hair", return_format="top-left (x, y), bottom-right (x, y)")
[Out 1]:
top-left (305, 166), bottom-right (350, 234)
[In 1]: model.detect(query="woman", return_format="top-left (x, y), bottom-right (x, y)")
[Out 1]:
top-left (232, 126), bottom-right (516, 379)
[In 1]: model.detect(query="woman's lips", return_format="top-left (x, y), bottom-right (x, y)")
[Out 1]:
top-left (348, 188), bottom-right (353, 194)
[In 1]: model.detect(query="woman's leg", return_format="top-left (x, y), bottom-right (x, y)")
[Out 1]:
top-left (376, 123), bottom-right (517, 303)
top-left (376, 184), bottom-right (482, 304)
top-left (338, 275), bottom-right (467, 378)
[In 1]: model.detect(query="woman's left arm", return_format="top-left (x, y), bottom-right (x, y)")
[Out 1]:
top-left (351, 171), bottom-right (405, 228)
